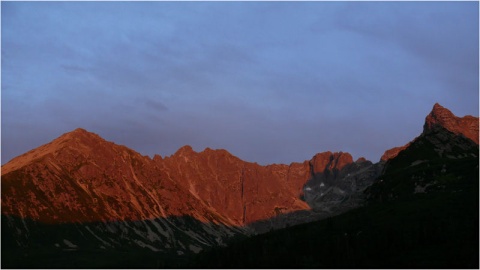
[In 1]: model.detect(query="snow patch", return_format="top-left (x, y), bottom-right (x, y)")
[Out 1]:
top-left (183, 229), bottom-right (209, 246)
top-left (189, 245), bottom-right (203, 254)
top-left (106, 223), bottom-right (117, 234)
top-left (149, 219), bottom-right (170, 238)
top-left (21, 215), bottom-right (30, 233)
top-left (63, 239), bottom-right (78, 249)
top-left (411, 160), bottom-right (426, 166)
top-left (133, 239), bottom-right (160, 252)
top-left (124, 222), bottom-right (149, 241)
top-left (85, 225), bottom-right (112, 247)
top-left (414, 182), bottom-right (436, 194)
top-left (414, 185), bottom-right (426, 193)
top-left (142, 220), bottom-right (161, 242)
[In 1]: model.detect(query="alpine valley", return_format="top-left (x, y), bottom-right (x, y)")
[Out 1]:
top-left (2, 103), bottom-right (479, 268)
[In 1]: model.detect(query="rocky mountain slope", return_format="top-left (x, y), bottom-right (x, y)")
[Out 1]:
top-left (367, 103), bottom-right (479, 202)
top-left (303, 152), bottom-right (382, 212)
top-left (380, 103), bottom-right (478, 161)
top-left (2, 102), bottom-right (477, 268)
top-left (1, 129), bottom-right (249, 255)
top-left (187, 103), bottom-right (479, 269)
top-left (424, 103), bottom-right (478, 144)
top-left (1, 128), bottom-right (379, 256)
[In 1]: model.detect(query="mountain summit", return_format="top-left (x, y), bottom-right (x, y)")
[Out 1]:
top-left (2, 126), bottom-right (371, 227)
top-left (424, 103), bottom-right (479, 143)
top-left (1, 128), bottom-right (105, 175)
top-left (381, 103), bottom-right (479, 161)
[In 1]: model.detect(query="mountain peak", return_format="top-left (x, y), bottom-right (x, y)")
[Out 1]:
top-left (310, 151), bottom-right (354, 173)
top-left (2, 128), bottom-right (108, 175)
top-left (424, 103), bottom-right (479, 144)
top-left (59, 128), bottom-right (103, 142)
top-left (382, 103), bottom-right (479, 162)
top-left (173, 145), bottom-right (196, 157)
top-left (432, 102), bottom-right (446, 111)
top-left (425, 103), bottom-right (457, 130)
top-left (72, 127), bottom-right (89, 133)
top-left (355, 157), bottom-right (367, 163)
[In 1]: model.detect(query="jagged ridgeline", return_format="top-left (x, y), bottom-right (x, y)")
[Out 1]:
top-left (189, 104), bottom-right (479, 268)
top-left (2, 103), bottom-right (478, 268)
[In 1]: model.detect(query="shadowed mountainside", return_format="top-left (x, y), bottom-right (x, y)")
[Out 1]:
top-left (187, 103), bottom-right (479, 268)
top-left (1, 125), bottom-right (379, 255)
top-left (380, 103), bottom-right (478, 161)
top-left (1, 103), bottom-right (478, 268)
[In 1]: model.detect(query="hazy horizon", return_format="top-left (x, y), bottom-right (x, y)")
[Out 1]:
top-left (2, 1), bottom-right (479, 165)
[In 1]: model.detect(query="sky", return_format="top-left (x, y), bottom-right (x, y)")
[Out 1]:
top-left (1, 1), bottom-right (479, 165)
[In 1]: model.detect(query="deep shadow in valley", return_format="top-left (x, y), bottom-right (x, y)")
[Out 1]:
top-left (190, 189), bottom-right (479, 268)
top-left (188, 142), bottom-right (479, 269)
top-left (3, 178), bottom-right (479, 269)
top-left (2, 214), bottom-right (247, 269)
top-left (3, 139), bottom-right (479, 269)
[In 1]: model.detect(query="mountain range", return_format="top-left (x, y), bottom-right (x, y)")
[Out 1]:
top-left (2, 103), bottom-right (478, 268)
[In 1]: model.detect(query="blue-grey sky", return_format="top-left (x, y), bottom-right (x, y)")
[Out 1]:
top-left (2, 1), bottom-right (479, 165)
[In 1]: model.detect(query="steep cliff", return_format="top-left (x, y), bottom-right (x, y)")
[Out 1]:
top-left (380, 103), bottom-right (479, 161)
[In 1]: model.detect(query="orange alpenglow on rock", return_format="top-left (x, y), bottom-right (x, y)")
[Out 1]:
top-left (424, 103), bottom-right (479, 144)
top-left (310, 151), bottom-right (353, 174)
top-left (1, 127), bottom-right (361, 226)
top-left (381, 103), bottom-right (479, 161)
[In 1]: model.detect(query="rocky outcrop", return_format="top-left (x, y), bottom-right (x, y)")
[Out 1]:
top-left (1, 129), bottom-right (250, 253)
top-left (303, 154), bottom-right (382, 213)
top-left (381, 103), bottom-right (478, 162)
top-left (424, 103), bottom-right (478, 144)
top-left (381, 143), bottom-right (411, 161)
top-left (367, 104), bottom-right (479, 202)
top-left (1, 129), bottom-right (230, 225)
top-left (155, 146), bottom-right (312, 226)
top-left (310, 151), bottom-right (353, 174)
